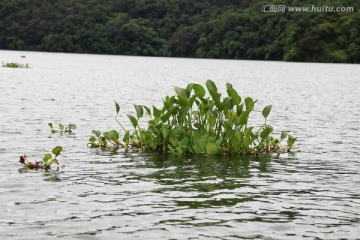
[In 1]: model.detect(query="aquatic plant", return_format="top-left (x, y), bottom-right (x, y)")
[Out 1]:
top-left (19, 146), bottom-right (63, 171)
top-left (2, 62), bottom-right (29, 68)
top-left (91, 80), bottom-right (296, 155)
top-left (48, 123), bottom-right (76, 134)
top-left (88, 130), bottom-right (125, 149)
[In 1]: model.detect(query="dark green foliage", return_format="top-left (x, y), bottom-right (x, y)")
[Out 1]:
top-left (0, 0), bottom-right (359, 62)
top-left (100, 81), bottom-right (296, 156)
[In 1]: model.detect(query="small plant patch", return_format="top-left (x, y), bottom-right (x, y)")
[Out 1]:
top-left (90, 80), bottom-right (296, 156)
top-left (2, 62), bottom-right (29, 68)
top-left (48, 123), bottom-right (76, 134)
top-left (19, 146), bottom-right (63, 171)
top-left (88, 129), bottom-right (125, 149)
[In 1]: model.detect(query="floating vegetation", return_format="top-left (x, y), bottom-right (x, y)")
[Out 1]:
top-left (88, 130), bottom-right (125, 149)
top-left (19, 146), bottom-right (63, 171)
top-left (2, 62), bottom-right (29, 68)
top-left (48, 123), bottom-right (76, 134)
top-left (90, 80), bottom-right (296, 156)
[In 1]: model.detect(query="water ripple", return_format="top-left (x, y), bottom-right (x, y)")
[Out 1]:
top-left (0, 50), bottom-right (359, 239)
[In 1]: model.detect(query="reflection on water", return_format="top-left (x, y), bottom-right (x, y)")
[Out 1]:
top-left (43, 171), bottom-right (62, 182)
top-left (0, 50), bottom-right (359, 239)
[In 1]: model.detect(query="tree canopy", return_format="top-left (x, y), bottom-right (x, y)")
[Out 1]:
top-left (0, 0), bottom-right (359, 63)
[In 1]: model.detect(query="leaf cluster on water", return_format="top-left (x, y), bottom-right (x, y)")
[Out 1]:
top-left (90, 80), bottom-right (296, 156)
top-left (19, 146), bottom-right (63, 171)
top-left (88, 129), bottom-right (125, 149)
top-left (48, 122), bottom-right (76, 134)
top-left (2, 62), bottom-right (29, 68)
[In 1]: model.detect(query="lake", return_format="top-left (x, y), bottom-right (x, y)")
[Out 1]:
top-left (0, 50), bottom-right (359, 239)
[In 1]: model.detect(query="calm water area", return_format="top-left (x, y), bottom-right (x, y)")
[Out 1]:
top-left (0, 50), bottom-right (359, 239)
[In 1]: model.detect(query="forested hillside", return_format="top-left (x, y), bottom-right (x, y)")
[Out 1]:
top-left (0, 0), bottom-right (359, 62)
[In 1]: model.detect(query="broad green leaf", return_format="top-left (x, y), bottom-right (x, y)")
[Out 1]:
top-left (92, 130), bottom-right (101, 137)
top-left (287, 135), bottom-right (297, 144)
top-left (52, 146), bottom-right (63, 156)
top-left (199, 102), bottom-right (206, 115)
top-left (245, 97), bottom-right (254, 112)
top-left (214, 98), bottom-right (224, 111)
top-left (177, 96), bottom-right (189, 106)
top-left (232, 132), bottom-right (242, 143)
top-left (260, 126), bottom-right (273, 139)
top-left (193, 144), bottom-right (205, 154)
top-left (127, 114), bottom-right (138, 128)
top-left (174, 87), bottom-right (189, 99)
top-left (280, 131), bottom-right (288, 140)
top-left (205, 142), bottom-right (219, 155)
top-left (89, 136), bottom-right (96, 143)
top-left (163, 96), bottom-right (175, 109)
top-left (193, 84), bottom-right (206, 98)
top-left (68, 123), bottom-right (76, 130)
top-left (236, 103), bottom-right (244, 116)
top-left (178, 107), bottom-right (188, 124)
top-left (287, 135), bottom-right (297, 151)
top-left (168, 105), bottom-right (179, 114)
top-left (141, 131), bottom-right (150, 140)
top-left (237, 111), bottom-right (248, 126)
top-left (243, 137), bottom-right (253, 152)
top-left (226, 82), bottom-right (233, 90)
top-left (43, 153), bottom-right (52, 161)
top-left (115, 101), bottom-right (120, 114)
top-left (188, 96), bottom-right (196, 108)
top-left (211, 92), bottom-right (221, 104)
top-left (103, 132), bottom-right (109, 139)
top-left (59, 124), bottom-right (64, 131)
top-left (245, 127), bottom-right (254, 136)
top-left (223, 97), bottom-right (233, 109)
top-left (160, 112), bottom-right (171, 123)
top-left (227, 88), bottom-right (241, 105)
top-left (170, 127), bottom-right (181, 136)
top-left (143, 105), bottom-right (151, 116)
top-left (48, 122), bottom-right (53, 128)
top-left (108, 130), bottom-right (119, 140)
top-left (208, 114), bottom-right (217, 128)
top-left (134, 104), bottom-right (144, 119)
top-left (262, 105), bottom-right (272, 119)
top-left (245, 97), bottom-right (253, 106)
top-left (205, 80), bottom-right (218, 94)
top-left (123, 131), bottom-right (131, 143)
top-left (153, 106), bottom-right (161, 119)
top-left (148, 120), bottom-right (156, 126)
top-left (163, 97), bottom-right (172, 109)
top-left (160, 127), bottom-right (170, 139)
top-left (186, 83), bottom-right (194, 94)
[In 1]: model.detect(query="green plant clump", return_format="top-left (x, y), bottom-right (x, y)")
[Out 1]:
top-left (88, 130), bottom-right (125, 149)
top-left (2, 62), bottom-right (29, 68)
top-left (19, 146), bottom-right (63, 170)
top-left (48, 123), bottom-right (76, 134)
top-left (90, 80), bottom-right (296, 155)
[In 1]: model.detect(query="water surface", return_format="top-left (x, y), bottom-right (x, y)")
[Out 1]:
top-left (0, 50), bottom-right (359, 239)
